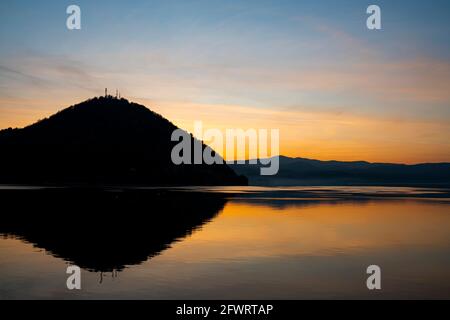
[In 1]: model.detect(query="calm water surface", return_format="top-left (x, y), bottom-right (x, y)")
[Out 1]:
top-left (1, 186), bottom-right (450, 299)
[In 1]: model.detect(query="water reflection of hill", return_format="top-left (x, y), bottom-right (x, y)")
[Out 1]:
top-left (216, 186), bottom-right (450, 209)
top-left (0, 189), bottom-right (226, 272)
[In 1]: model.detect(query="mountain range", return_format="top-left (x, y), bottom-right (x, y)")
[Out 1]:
top-left (230, 156), bottom-right (450, 186)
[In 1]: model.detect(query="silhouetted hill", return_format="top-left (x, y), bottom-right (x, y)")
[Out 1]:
top-left (0, 96), bottom-right (247, 186)
top-left (230, 156), bottom-right (450, 186)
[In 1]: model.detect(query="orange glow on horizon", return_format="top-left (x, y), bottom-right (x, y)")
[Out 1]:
top-left (1, 97), bottom-right (449, 164)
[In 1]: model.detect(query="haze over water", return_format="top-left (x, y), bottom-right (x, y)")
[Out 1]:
top-left (1, 186), bottom-right (449, 299)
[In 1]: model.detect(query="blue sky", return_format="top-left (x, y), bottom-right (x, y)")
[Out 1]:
top-left (1, 0), bottom-right (449, 162)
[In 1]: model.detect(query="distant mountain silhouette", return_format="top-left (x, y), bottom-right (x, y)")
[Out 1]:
top-left (230, 156), bottom-right (450, 186)
top-left (0, 96), bottom-right (247, 186)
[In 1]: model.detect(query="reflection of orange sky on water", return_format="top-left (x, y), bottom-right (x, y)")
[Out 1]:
top-left (155, 200), bottom-right (450, 262)
top-left (2, 199), bottom-right (450, 300)
top-left (2, 200), bottom-right (450, 266)
top-left (0, 236), bottom-right (69, 275)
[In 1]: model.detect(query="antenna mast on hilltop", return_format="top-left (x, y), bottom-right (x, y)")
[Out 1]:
top-left (105, 88), bottom-right (108, 97)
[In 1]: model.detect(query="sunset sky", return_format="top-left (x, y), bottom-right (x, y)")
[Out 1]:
top-left (0, 0), bottom-right (449, 163)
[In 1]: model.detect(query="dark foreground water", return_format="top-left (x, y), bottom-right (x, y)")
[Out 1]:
top-left (0, 186), bottom-right (450, 299)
